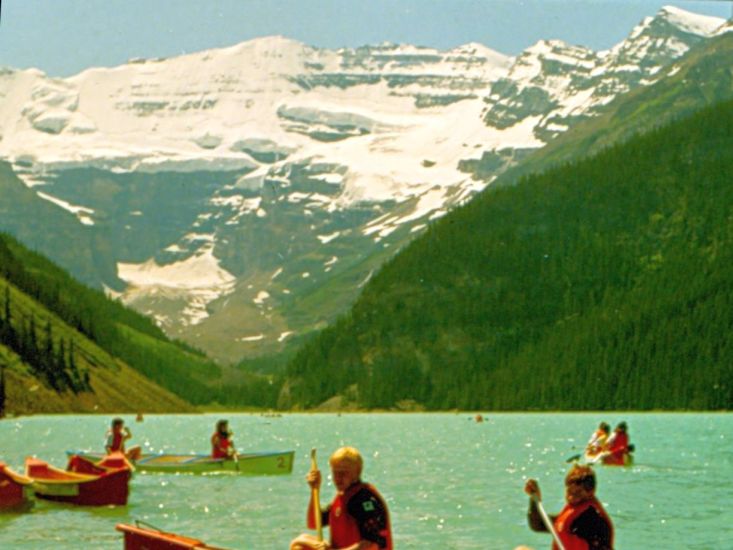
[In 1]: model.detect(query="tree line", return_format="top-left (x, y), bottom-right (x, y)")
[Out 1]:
top-left (0, 233), bottom-right (225, 404)
top-left (0, 285), bottom-right (91, 393)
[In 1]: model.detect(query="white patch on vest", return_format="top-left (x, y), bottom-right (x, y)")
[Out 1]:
top-left (363, 500), bottom-right (375, 512)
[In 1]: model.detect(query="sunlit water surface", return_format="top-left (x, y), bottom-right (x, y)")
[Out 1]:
top-left (0, 413), bottom-right (730, 549)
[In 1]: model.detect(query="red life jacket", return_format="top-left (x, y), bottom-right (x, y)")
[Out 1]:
top-left (108, 431), bottom-right (124, 452)
top-left (212, 434), bottom-right (231, 458)
top-left (552, 497), bottom-right (614, 550)
top-left (329, 482), bottom-right (393, 550)
top-left (604, 432), bottom-right (629, 465)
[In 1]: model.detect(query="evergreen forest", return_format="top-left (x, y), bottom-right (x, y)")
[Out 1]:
top-left (281, 98), bottom-right (733, 411)
top-left (0, 233), bottom-right (276, 411)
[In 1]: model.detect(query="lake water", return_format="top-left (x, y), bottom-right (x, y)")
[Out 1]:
top-left (0, 413), bottom-right (730, 549)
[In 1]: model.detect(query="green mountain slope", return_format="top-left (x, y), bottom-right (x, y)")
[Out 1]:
top-left (0, 232), bottom-right (226, 412)
top-left (281, 98), bottom-right (733, 411)
top-left (0, 277), bottom-right (193, 415)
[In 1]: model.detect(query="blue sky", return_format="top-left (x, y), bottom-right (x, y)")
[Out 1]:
top-left (0, 0), bottom-right (730, 77)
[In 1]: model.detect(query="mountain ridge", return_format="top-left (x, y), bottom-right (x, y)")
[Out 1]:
top-left (0, 6), bottom-right (727, 363)
top-left (281, 96), bottom-right (733, 410)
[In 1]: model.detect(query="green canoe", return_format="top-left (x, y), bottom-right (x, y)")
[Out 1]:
top-left (67, 450), bottom-right (294, 475)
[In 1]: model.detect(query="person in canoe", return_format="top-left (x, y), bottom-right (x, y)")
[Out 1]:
top-left (105, 417), bottom-right (142, 461)
top-left (585, 422), bottom-right (610, 457)
top-left (522, 464), bottom-right (614, 550)
top-left (602, 421), bottom-right (632, 466)
top-left (211, 419), bottom-right (237, 459)
top-left (290, 446), bottom-right (393, 550)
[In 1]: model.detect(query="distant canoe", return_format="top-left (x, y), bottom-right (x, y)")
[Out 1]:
top-left (116, 522), bottom-right (230, 550)
top-left (25, 456), bottom-right (131, 506)
top-left (68, 449), bottom-right (295, 475)
top-left (584, 450), bottom-right (634, 466)
top-left (0, 461), bottom-right (33, 511)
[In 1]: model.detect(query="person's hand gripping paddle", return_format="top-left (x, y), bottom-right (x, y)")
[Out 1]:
top-left (310, 448), bottom-right (323, 542)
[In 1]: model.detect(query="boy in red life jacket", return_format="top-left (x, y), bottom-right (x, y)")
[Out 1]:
top-left (290, 446), bottom-right (393, 550)
top-left (211, 419), bottom-right (237, 459)
top-left (523, 464), bottom-right (614, 550)
top-left (105, 417), bottom-right (142, 461)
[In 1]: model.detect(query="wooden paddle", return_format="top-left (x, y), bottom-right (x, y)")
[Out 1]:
top-left (310, 448), bottom-right (323, 541)
top-left (532, 495), bottom-right (566, 550)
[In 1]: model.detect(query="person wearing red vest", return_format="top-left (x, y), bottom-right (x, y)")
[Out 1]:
top-left (602, 422), bottom-right (630, 466)
top-left (211, 419), bottom-right (237, 459)
top-left (105, 417), bottom-right (141, 461)
top-left (291, 446), bottom-right (393, 550)
top-left (523, 464), bottom-right (614, 550)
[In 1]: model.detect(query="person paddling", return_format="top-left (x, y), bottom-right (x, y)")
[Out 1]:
top-left (523, 464), bottom-right (614, 550)
top-left (290, 446), bottom-right (393, 550)
top-left (105, 417), bottom-right (142, 461)
top-left (585, 422), bottom-right (610, 456)
top-left (211, 419), bottom-right (237, 459)
top-left (602, 422), bottom-right (631, 466)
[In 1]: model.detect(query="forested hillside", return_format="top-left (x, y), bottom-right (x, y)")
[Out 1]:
top-left (281, 98), bottom-right (733, 410)
top-left (0, 233), bottom-right (220, 404)
top-left (0, 276), bottom-right (193, 415)
top-left (0, 233), bottom-right (276, 413)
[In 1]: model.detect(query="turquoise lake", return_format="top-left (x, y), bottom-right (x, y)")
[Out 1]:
top-left (0, 413), bottom-right (730, 549)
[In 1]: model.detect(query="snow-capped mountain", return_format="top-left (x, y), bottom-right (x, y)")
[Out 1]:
top-left (0, 7), bottom-right (726, 363)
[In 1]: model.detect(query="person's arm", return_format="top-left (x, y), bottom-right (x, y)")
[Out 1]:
top-left (527, 498), bottom-right (552, 532)
top-left (570, 506), bottom-right (612, 550)
top-left (304, 469), bottom-right (329, 529)
top-left (346, 487), bottom-right (390, 549)
top-left (105, 433), bottom-right (113, 454)
top-left (228, 434), bottom-right (237, 458)
top-left (524, 479), bottom-right (556, 533)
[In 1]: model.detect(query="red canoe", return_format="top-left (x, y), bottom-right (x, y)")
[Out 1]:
top-left (25, 456), bottom-right (131, 506)
top-left (0, 461), bottom-right (34, 511)
top-left (116, 523), bottom-right (230, 550)
top-left (66, 452), bottom-right (135, 475)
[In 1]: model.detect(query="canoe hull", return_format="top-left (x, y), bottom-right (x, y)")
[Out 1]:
top-left (0, 462), bottom-right (33, 511)
top-left (69, 450), bottom-right (294, 475)
top-left (584, 451), bottom-right (634, 467)
top-left (26, 457), bottom-right (131, 506)
top-left (116, 523), bottom-right (228, 550)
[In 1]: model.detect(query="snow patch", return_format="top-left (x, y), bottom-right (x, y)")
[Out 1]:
top-left (317, 231), bottom-right (341, 244)
top-left (238, 334), bottom-right (265, 342)
top-left (253, 290), bottom-right (270, 305)
top-left (36, 190), bottom-right (95, 225)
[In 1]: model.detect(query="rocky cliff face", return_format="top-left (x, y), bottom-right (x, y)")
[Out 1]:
top-left (0, 8), bottom-right (725, 363)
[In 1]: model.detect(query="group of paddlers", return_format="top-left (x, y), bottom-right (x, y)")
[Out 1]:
top-left (293, 422), bottom-right (634, 550)
top-left (585, 421), bottom-right (634, 466)
top-left (106, 415), bottom-right (631, 549)
top-left (514, 421), bottom-right (634, 550)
